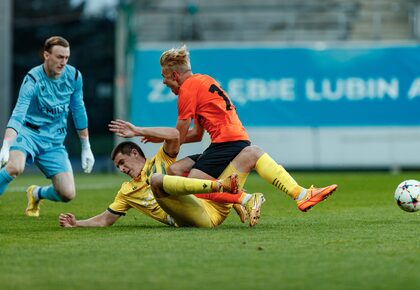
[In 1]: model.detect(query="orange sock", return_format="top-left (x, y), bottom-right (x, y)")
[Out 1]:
top-left (194, 191), bottom-right (246, 204)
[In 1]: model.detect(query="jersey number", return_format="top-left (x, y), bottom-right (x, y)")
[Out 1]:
top-left (209, 84), bottom-right (232, 110)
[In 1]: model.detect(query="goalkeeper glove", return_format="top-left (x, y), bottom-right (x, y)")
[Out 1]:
top-left (0, 139), bottom-right (12, 168)
top-left (80, 137), bottom-right (95, 173)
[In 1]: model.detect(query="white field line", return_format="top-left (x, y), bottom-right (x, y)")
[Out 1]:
top-left (7, 183), bottom-right (118, 193)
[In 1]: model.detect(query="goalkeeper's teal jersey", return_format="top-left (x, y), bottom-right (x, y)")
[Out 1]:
top-left (7, 64), bottom-right (87, 143)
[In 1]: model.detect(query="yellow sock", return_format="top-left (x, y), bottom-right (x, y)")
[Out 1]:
top-left (255, 153), bottom-right (302, 199)
top-left (162, 175), bottom-right (217, 196)
top-left (218, 162), bottom-right (249, 190)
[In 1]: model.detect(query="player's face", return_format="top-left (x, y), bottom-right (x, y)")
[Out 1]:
top-left (44, 45), bottom-right (70, 79)
top-left (113, 152), bottom-right (142, 178)
top-left (161, 68), bottom-right (180, 95)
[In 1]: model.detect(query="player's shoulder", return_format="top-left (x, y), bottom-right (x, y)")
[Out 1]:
top-left (185, 74), bottom-right (216, 88)
top-left (155, 146), bottom-right (176, 161)
top-left (25, 65), bottom-right (43, 81)
top-left (63, 64), bottom-right (81, 80)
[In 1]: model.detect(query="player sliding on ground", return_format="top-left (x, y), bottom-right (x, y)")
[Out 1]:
top-left (114, 120), bottom-right (337, 223)
top-left (59, 122), bottom-right (257, 228)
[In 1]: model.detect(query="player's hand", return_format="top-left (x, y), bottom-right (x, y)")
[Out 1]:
top-left (0, 141), bottom-right (11, 167)
top-left (108, 119), bottom-right (137, 138)
top-left (59, 213), bottom-right (77, 227)
top-left (81, 146), bottom-right (94, 173)
top-left (80, 137), bottom-right (94, 173)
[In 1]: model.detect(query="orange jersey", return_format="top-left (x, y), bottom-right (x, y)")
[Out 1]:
top-left (178, 74), bottom-right (249, 143)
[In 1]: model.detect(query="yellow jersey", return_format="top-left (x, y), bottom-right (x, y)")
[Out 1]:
top-left (107, 146), bottom-right (177, 226)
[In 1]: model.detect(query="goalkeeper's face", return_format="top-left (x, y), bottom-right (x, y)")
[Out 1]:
top-left (113, 151), bottom-right (143, 178)
top-left (43, 45), bottom-right (70, 79)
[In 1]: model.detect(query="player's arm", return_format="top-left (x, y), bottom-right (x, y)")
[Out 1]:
top-left (176, 117), bottom-right (204, 145)
top-left (0, 128), bottom-right (17, 167)
top-left (184, 122), bottom-right (204, 143)
top-left (78, 128), bottom-right (95, 173)
top-left (59, 210), bottom-right (120, 227)
top-left (1, 75), bottom-right (35, 166)
top-left (69, 72), bottom-right (95, 173)
top-left (109, 119), bottom-right (180, 157)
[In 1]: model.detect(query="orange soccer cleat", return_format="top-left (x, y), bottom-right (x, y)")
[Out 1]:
top-left (297, 184), bottom-right (338, 212)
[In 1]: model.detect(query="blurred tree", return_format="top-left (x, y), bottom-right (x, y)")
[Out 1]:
top-left (13, 0), bottom-right (115, 160)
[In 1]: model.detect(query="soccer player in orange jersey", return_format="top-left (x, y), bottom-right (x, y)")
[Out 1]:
top-left (159, 45), bottom-right (338, 224)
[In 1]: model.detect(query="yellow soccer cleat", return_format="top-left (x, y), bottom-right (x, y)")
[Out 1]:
top-left (244, 192), bottom-right (265, 227)
top-left (25, 185), bottom-right (41, 217)
top-left (216, 173), bottom-right (239, 194)
top-left (232, 204), bottom-right (248, 223)
top-left (297, 184), bottom-right (338, 212)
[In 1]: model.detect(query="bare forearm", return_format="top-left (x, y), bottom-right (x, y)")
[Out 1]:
top-left (3, 128), bottom-right (17, 142)
top-left (77, 128), bottom-right (89, 139)
top-left (183, 130), bottom-right (203, 143)
top-left (74, 216), bottom-right (110, 227)
top-left (136, 127), bottom-right (179, 141)
top-left (60, 211), bottom-right (118, 228)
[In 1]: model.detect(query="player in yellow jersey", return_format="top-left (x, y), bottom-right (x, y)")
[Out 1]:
top-left (59, 121), bottom-right (249, 228)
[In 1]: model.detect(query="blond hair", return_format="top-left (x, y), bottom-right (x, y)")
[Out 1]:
top-left (44, 36), bottom-right (69, 53)
top-left (160, 45), bottom-right (191, 73)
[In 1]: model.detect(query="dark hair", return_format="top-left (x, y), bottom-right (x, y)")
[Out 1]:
top-left (44, 36), bottom-right (69, 53)
top-left (111, 141), bottom-right (145, 161)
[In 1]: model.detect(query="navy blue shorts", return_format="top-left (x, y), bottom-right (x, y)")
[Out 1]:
top-left (190, 140), bottom-right (250, 178)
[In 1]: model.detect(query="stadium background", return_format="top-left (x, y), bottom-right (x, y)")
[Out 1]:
top-left (1, 2), bottom-right (420, 290)
top-left (0, 0), bottom-right (419, 171)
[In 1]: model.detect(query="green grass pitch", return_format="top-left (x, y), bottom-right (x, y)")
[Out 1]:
top-left (0, 172), bottom-right (419, 290)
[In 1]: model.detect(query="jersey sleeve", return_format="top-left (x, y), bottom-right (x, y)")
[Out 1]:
top-left (107, 189), bottom-right (131, 216)
top-left (69, 71), bottom-right (88, 131)
top-left (7, 74), bottom-right (37, 133)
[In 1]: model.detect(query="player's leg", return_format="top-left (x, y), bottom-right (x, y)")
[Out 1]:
top-left (232, 145), bottom-right (337, 212)
top-left (26, 146), bottom-right (75, 216)
top-left (151, 173), bottom-right (238, 197)
top-left (217, 160), bottom-right (265, 226)
top-left (187, 143), bottom-right (257, 223)
top-left (168, 154), bottom-right (248, 222)
top-left (167, 154), bottom-right (200, 176)
top-left (0, 150), bottom-right (26, 195)
top-left (230, 145), bottom-right (302, 198)
top-left (51, 172), bottom-right (76, 201)
top-left (194, 192), bottom-right (247, 204)
top-left (187, 141), bottom-right (250, 202)
top-left (1, 132), bottom-right (38, 196)
top-left (154, 195), bottom-right (214, 228)
top-left (36, 146), bottom-right (75, 201)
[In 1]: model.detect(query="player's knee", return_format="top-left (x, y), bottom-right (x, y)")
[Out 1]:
top-left (167, 163), bottom-right (184, 176)
top-left (150, 174), bottom-right (166, 198)
top-left (242, 145), bottom-right (264, 160)
top-left (5, 162), bottom-right (24, 178)
top-left (56, 188), bottom-right (76, 202)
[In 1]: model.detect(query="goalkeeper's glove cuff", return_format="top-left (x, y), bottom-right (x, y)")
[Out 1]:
top-left (80, 136), bottom-right (91, 150)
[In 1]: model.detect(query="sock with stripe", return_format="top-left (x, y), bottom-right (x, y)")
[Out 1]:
top-left (255, 153), bottom-right (303, 199)
top-left (162, 175), bottom-right (219, 196)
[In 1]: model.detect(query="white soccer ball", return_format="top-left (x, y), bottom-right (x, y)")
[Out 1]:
top-left (394, 179), bottom-right (420, 212)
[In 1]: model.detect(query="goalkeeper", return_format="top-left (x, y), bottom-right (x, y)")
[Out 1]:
top-left (0, 36), bottom-right (95, 217)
